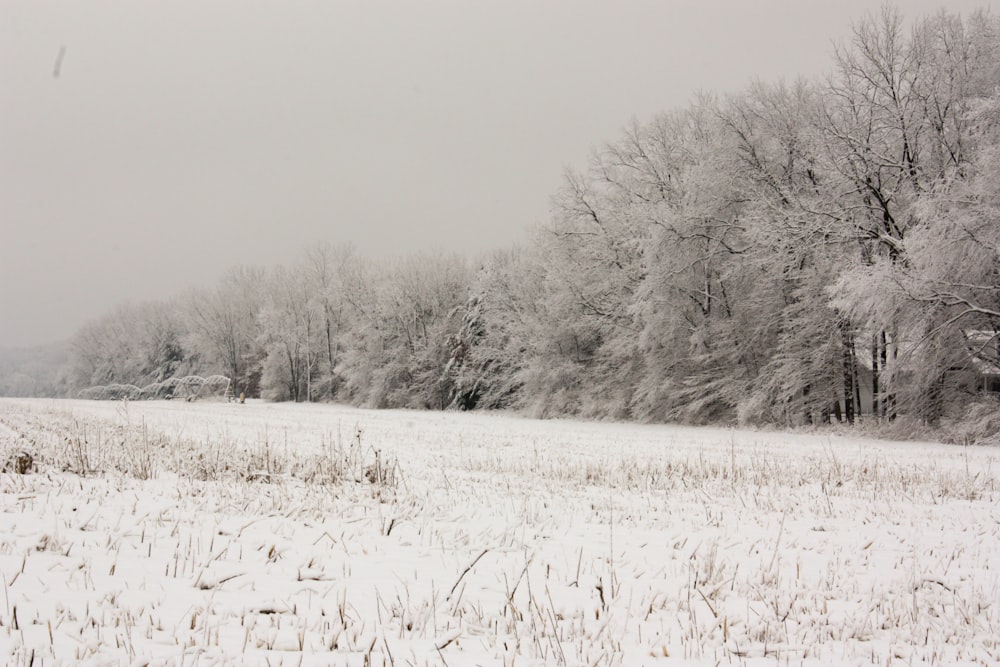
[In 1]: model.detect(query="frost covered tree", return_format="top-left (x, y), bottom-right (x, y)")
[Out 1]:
top-left (527, 100), bottom-right (756, 422)
top-left (713, 80), bottom-right (861, 424)
top-left (56, 4), bottom-right (999, 441)
top-left (258, 265), bottom-right (323, 402)
top-left (828, 8), bottom-right (1000, 423)
top-left (833, 86), bottom-right (1000, 422)
top-left (512, 6), bottom-right (1000, 429)
top-left (446, 247), bottom-right (544, 410)
top-left (527, 163), bottom-right (644, 417)
top-left (183, 266), bottom-right (265, 396)
top-left (335, 252), bottom-right (472, 409)
top-left (302, 242), bottom-right (353, 400)
top-left (69, 300), bottom-right (191, 391)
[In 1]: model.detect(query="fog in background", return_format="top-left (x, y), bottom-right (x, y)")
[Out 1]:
top-left (2, 0), bottom-right (996, 348)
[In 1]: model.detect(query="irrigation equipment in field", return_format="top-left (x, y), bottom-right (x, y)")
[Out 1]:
top-left (80, 375), bottom-right (232, 401)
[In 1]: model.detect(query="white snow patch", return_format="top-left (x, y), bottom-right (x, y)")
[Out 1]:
top-left (0, 397), bottom-right (997, 665)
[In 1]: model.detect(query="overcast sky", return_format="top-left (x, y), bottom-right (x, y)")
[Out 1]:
top-left (1, 1), bottom-right (997, 348)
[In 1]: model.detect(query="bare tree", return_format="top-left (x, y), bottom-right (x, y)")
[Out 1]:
top-left (184, 266), bottom-right (265, 395)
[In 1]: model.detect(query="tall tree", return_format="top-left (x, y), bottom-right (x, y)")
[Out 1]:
top-left (829, 8), bottom-right (1000, 422)
top-left (302, 242), bottom-right (354, 400)
top-left (184, 266), bottom-right (265, 395)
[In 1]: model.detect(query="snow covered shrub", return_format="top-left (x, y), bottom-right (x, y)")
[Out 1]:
top-left (944, 397), bottom-right (1000, 445)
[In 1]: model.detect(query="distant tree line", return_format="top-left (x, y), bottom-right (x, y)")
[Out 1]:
top-left (11, 8), bottom-right (1000, 438)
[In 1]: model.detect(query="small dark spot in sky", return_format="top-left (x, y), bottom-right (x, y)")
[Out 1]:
top-left (53, 45), bottom-right (66, 79)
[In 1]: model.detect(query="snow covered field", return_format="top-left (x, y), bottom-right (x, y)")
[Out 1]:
top-left (0, 398), bottom-right (998, 666)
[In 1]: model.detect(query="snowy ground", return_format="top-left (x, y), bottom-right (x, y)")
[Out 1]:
top-left (0, 398), bottom-right (998, 666)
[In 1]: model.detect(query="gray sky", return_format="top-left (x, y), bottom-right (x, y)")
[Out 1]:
top-left (1, 1), bottom-right (997, 348)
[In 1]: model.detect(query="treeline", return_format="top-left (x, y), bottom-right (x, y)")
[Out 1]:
top-left (34, 8), bottom-right (1000, 435)
top-left (0, 343), bottom-right (69, 398)
top-left (66, 250), bottom-right (481, 407)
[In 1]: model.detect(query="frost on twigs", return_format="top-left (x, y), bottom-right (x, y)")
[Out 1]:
top-left (79, 375), bottom-right (232, 401)
top-left (944, 397), bottom-right (1000, 446)
top-left (0, 420), bottom-right (36, 474)
top-left (0, 402), bottom-right (400, 496)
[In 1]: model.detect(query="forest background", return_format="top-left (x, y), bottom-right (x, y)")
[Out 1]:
top-left (3, 7), bottom-right (999, 442)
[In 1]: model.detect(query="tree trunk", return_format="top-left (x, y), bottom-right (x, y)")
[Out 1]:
top-left (841, 324), bottom-right (856, 424)
top-left (883, 331), bottom-right (896, 420)
top-left (872, 332), bottom-right (881, 419)
top-left (285, 346), bottom-right (299, 402)
top-left (325, 307), bottom-right (335, 398)
top-left (306, 317), bottom-right (312, 403)
top-left (853, 347), bottom-right (862, 420)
